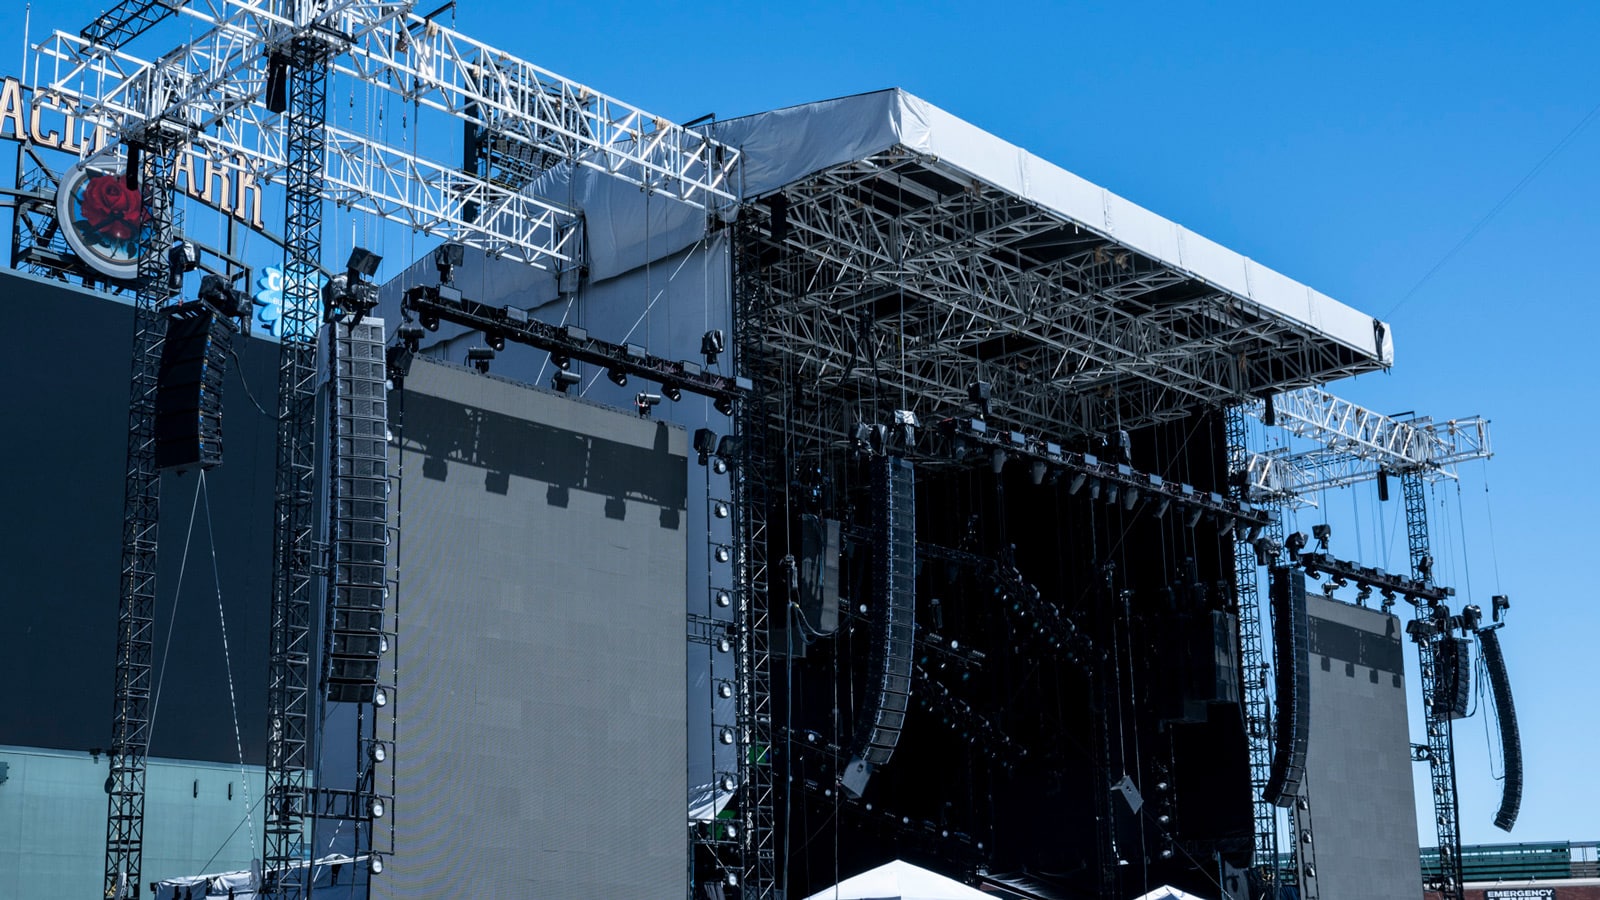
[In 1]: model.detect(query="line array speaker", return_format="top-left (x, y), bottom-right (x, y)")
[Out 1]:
top-left (1263, 566), bottom-right (1309, 807)
top-left (154, 301), bottom-right (232, 472)
top-left (1434, 635), bottom-right (1472, 720)
top-left (843, 457), bottom-right (916, 797)
top-left (1477, 627), bottom-right (1521, 832)
top-left (325, 319), bottom-right (390, 704)
top-left (796, 514), bottom-right (841, 635)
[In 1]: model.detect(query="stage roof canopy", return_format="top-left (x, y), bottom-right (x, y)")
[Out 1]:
top-left (712, 88), bottom-right (1393, 438)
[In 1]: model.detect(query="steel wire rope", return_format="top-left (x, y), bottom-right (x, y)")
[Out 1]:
top-left (1477, 459), bottom-right (1503, 595)
top-left (1385, 95), bottom-right (1600, 321)
top-left (146, 468), bottom-right (206, 749)
top-left (199, 470), bottom-right (258, 865)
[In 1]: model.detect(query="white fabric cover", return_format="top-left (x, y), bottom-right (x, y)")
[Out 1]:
top-left (801, 859), bottom-right (994, 900)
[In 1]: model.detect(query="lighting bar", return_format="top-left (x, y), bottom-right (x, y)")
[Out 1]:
top-left (1297, 551), bottom-right (1451, 605)
top-left (403, 284), bottom-right (749, 403)
top-left (935, 417), bottom-right (1272, 527)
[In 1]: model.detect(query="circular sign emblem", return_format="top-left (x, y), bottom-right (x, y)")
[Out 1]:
top-left (55, 165), bottom-right (151, 282)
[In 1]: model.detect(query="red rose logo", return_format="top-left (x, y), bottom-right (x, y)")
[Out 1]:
top-left (79, 174), bottom-right (146, 242)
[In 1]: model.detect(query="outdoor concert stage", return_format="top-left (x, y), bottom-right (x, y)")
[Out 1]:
top-left (0, 79), bottom-right (1417, 899)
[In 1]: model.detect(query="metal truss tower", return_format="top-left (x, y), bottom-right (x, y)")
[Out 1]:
top-left (732, 211), bottom-right (777, 899)
top-left (1225, 405), bottom-right (1279, 891)
top-left (263, 18), bottom-right (334, 896)
top-left (104, 138), bottom-right (179, 900)
top-left (1404, 471), bottom-right (1464, 900)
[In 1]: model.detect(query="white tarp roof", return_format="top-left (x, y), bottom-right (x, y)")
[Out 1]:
top-left (802, 859), bottom-right (993, 900)
top-left (513, 87), bottom-right (1388, 365)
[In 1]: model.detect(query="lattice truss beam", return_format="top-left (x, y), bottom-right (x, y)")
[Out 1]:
top-left (34, 0), bottom-right (738, 266)
top-left (1242, 388), bottom-right (1490, 505)
top-left (748, 151), bottom-right (1382, 445)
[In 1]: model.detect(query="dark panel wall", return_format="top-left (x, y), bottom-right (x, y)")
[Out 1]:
top-left (378, 358), bottom-right (687, 900)
top-left (0, 272), bottom-right (276, 764)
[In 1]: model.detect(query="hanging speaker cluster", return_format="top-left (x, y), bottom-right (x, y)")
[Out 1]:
top-left (843, 457), bottom-right (916, 798)
top-left (154, 301), bottom-right (233, 472)
top-left (326, 319), bottom-right (391, 704)
top-left (1263, 566), bottom-right (1310, 807)
top-left (1477, 627), bottom-right (1521, 832)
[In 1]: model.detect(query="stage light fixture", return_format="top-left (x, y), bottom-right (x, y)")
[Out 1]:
top-left (714, 502), bottom-right (730, 519)
top-left (701, 329), bottom-right (724, 364)
top-left (990, 448), bottom-right (1007, 474)
top-left (1219, 516), bottom-right (1236, 537)
top-left (1154, 497), bottom-right (1172, 517)
top-left (550, 351), bottom-right (570, 370)
top-left (967, 381), bottom-right (992, 418)
top-left (1160, 848), bottom-right (1174, 860)
top-left (486, 332), bottom-right (506, 352)
top-left (715, 545), bottom-right (731, 563)
top-left (1312, 523), bottom-right (1331, 549)
top-left (397, 322), bottom-right (425, 349)
top-left (607, 367), bottom-right (628, 387)
top-left (694, 428), bottom-right (718, 465)
top-left (420, 310), bottom-right (440, 331)
top-left (433, 242), bottom-right (465, 283)
top-left (714, 395), bottom-right (735, 416)
top-left (635, 392), bottom-right (662, 417)
top-left (713, 458), bottom-right (728, 475)
top-left (1030, 461), bottom-right (1047, 485)
top-left (551, 370), bottom-right (581, 393)
top-left (347, 247), bottom-right (382, 278)
top-left (369, 855), bottom-right (384, 875)
top-left (716, 435), bottom-right (743, 459)
top-left (1105, 483), bottom-right (1119, 505)
top-left (717, 637), bottom-right (731, 653)
top-left (370, 798), bottom-right (385, 818)
top-left (1089, 478), bottom-right (1102, 500)
top-left (1068, 472), bottom-right (1088, 495)
top-left (1185, 507), bottom-right (1203, 528)
top-left (662, 383), bottom-right (682, 402)
top-left (725, 873), bottom-right (739, 888)
top-left (369, 742), bottom-right (387, 763)
top-left (1123, 486), bottom-right (1140, 510)
top-left (718, 682), bottom-right (733, 700)
top-left (719, 728), bottom-right (735, 745)
top-left (466, 346), bottom-right (495, 374)
top-left (373, 689), bottom-right (388, 707)
top-left (167, 240), bottom-right (198, 289)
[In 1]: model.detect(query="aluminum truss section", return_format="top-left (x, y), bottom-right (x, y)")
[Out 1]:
top-left (35, 0), bottom-right (740, 243)
top-left (103, 136), bottom-right (180, 900)
top-left (80, 0), bottom-right (191, 49)
top-left (262, 22), bottom-right (332, 898)
top-left (1244, 395), bottom-right (1490, 505)
top-left (1404, 471), bottom-right (1464, 900)
top-left (1226, 405), bottom-right (1279, 888)
top-left (732, 212), bottom-right (776, 899)
top-left (746, 152), bottom-right (1384, 448)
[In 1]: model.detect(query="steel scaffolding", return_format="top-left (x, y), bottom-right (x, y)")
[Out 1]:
top-left (733, 211), bottom-right (777, 899)
top-left (1405, 471), bottom-right (1464, 900)
top-left (103, 137), bottom-right (179, 900)
top-left (1226, 405), bottom-right (1279, 891)
top-left (262, 17), bottom-right (334, 897)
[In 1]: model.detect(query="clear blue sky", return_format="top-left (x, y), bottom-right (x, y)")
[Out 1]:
top-left (6, 0), bottom-right (1595, 850)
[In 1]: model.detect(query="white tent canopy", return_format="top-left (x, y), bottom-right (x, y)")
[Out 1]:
top-left (802, 859), bottom-right (992, 900)
top-left (1132, 886), bottom-right (1210, 900)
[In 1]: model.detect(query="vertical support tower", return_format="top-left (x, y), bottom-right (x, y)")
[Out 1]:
top-left (1226, 404), bottom-right (1279, 890)
top-left (264, 18), bottom-right (333, 897)
top-left (105, 138), bottom-right (180, 900)
top-left (732, 211), bottom-right (776, 898)
top-left (1403, 471), bottom-right (1464, 900)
